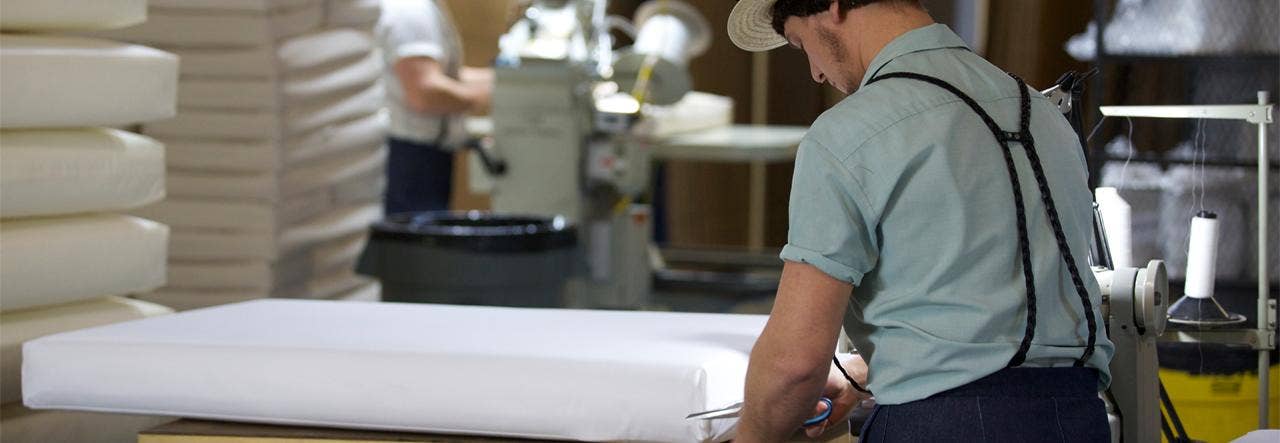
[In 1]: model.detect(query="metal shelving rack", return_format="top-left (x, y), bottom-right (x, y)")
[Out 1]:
top-left (1100, 97), bottom-right (1276, 429)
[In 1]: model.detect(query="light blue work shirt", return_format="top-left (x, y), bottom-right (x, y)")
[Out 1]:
top-left (779, 24), bottom-right (1114, 405)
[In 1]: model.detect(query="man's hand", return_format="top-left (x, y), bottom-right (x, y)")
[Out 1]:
top-left (803, 354), bottom-right (871, 438)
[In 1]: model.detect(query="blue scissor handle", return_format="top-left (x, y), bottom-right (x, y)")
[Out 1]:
top-left (802, 397), bottom-right (834, 427)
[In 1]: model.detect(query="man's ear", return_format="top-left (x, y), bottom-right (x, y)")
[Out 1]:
top-left (826, 0), bottom-right (848, 25)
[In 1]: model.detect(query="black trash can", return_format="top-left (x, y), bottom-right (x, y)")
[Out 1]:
top-left (357, 211), bottom-right (577, 307)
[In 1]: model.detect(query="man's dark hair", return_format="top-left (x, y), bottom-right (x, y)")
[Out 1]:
top-left (769, 0), bottom-right (922, 37)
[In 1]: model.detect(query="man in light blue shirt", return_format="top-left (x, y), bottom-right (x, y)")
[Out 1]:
top-left (725, 1), bottom-right (1114, 441)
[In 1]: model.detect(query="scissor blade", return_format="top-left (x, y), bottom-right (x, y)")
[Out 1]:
top-left (685, 401), bottom-right (743, 420)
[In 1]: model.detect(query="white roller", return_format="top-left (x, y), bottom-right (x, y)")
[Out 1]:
top-left (1095, 187), bottom-right (1133, 269)
top-left (89, 2), bottom-right (323, 48)
top-left (0, 129), bottom-right (165, 218)
top-left (0, 0), bottom-right (146, 32)
top-left (169, 28), bottom-right (373, 78)
top-left (22, 300), bottom-right (754, 442)
top-left (0, 403), bottom-right (171, 443)
top-left (0, 35), bottom-right (177, 129)
top-left (0, 215), bottom-right (168, 311)
top-left (0, 296), bottom-right (172, 404)
top-left (143, 82), bottom-right (383, 139)
top-left (1184, 212), bottom-right (1220, 299)
top-left (177, 51), bottom-right (380, 110)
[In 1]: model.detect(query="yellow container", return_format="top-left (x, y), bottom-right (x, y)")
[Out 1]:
top-left (1159, 365), bottom-right (1280, 443)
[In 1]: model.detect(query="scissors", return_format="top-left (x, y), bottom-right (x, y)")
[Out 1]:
top-left (685, 397), bottom-right (833, 427)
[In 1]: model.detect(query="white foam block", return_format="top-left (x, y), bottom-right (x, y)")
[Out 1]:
top-left (1, 403), bottom-right (171, 443)
top-left (0, 0), bottom-right (146, 32)
top-left (90, 2), bottom-right (323, 48)
top-left (0, 129), bottom-right (165, 218)
top-left (23, 300), bottom-right (754, 442)
top-left (150, 0), bottom-right (318, 12)
top-left (284, 111), bottom-right (387, 164)
top-left (0, 296), bottom-right (172, 404)
top-left (328, 279), bottom-right (380, 302)
top-left (161, 111), bottom-right (386, 173)
top-left (178, 52), bottom-right (379, 110)
top-left (167, 203), bottom-right (380, 260)
top-left (133, 289), bottom-right (267, 312)
top-left (131, 198), bottom-right (325, 233)
top-left (143, 82), bottom-right (382, 140)
top-left (167, 146), bottom-right (385, 201)
top-left (324, 0), bottom-right (381, 28)
top-left (0, 35), bottom-right (177, 129)
top-left (170, 28), bottom-right (373, 78)
top-left (0, 215), bottom-right (168, 311)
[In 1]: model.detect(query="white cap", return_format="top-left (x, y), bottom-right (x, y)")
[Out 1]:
top-left (727, 0), bottom-right (787, 52)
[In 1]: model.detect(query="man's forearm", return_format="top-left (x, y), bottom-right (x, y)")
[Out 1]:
top-left (738, 343), bottom-right (830, 442)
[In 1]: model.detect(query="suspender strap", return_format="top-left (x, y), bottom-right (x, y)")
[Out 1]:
top-left (865, 72), bottom-right (1097, 368)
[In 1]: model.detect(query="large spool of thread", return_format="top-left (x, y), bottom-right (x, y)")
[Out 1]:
top-left (1167, 211), bottom-right (1246, 326)
top-left (611, 0), bottom-right (710, 105)
top-left (1095, 187), bottom-right (1132, 269)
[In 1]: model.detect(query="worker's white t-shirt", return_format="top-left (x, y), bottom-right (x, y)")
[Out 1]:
top-left (376, 0), bottom-right (465, 148)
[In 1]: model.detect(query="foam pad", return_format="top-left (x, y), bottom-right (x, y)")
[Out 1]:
top-left (0, 129), bottom-right (164, 218)
top-left (167, 257), bottom-right (312, 291)
top-left (0, 0), bottom-right (146, 32)
top-left (131, 198), bottom-right (323, 233)
top-left (0, 215), bottom-right (168, 312)
top-left (161, 112), bottom-right (385, 173)
top-left (0, 35), bottom-right (177, 129)
top-left (90, 2), bottom-right (323, 48)
top-left (324, 0), bottom-right (381, 28)
top-left (23, 300), bottom-right (754, 441)
top-left (0, 296), bottom-right (172, 404)
top-left (330, 279), bottom-right (380, 302)
top-left (1, 403), bottom-right (171, 443)
top-left (150, 0), bottom-right (318, 12)
top-left (178, 52), bottom-right (379, 110)
top-left (133, 289), bottom-right (267, 312)
top-left (170, 28), bottom-right (373, 78)
top-left (143, 82), bottom-right (382, 139)
top-left (167, 146), bottom-right (384, 201)
top-left (168, 203), bottom-right (380, 260)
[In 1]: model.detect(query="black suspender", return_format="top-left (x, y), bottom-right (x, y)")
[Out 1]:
top-left (865, 72), bottom-right (1098, 368)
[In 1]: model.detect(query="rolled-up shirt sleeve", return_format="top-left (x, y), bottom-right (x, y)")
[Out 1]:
top-left (381, 0), bottom-right (449, 63)
top-left (779, 138), bottom-right (880, 286)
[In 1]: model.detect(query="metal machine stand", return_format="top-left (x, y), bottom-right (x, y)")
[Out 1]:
top-left (1097, 261), bottom-right (1169, 443)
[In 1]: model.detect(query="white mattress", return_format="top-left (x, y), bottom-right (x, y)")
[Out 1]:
top-left (178, 52), bottom-right (379, 110)
top-left (143, 82), bottom-right (382, 140)
top-left (0, 0), bottom-right (146, 32)
top-left (1, 403), bottom-right (171, 443)
top-left (0, 129), bottom-right (165, 218)
top-left (0, 215), bottom-right (168, 312)
top-left (167, 145), bottom-right (385, 201)
top-left (324, 0), bottom-right (381, 28)
top-left (134, 289), bottom-right (268, 312)
top-left (167, 232), bottom-right (362, 290)
top-left (167, 203), bottom-right (380, 260)
top-left (1, 296), bottom-right (172, 404)
top-left (23, 300), bottom-right (756, 442)
top-left (161, 112), bottom-right (386, 173)
top-left (131, 198), bottom-right (321, 233)
top-left (170, 28), bottom-right (373, 78)
top-left (0, 35), bottom-right (178, 129)
top-left (90, 2), bottom-right (323, 48)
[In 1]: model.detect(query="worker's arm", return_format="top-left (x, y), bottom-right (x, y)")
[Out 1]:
top-left (738, 261), bottom-right (862, 442)
top-left (393, 57), bottom-right (492, 115)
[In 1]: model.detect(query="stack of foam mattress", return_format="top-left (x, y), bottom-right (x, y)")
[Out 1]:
top-left (24, 300), bottom-right (763, 442)
top-left (89, 0), bottom-right (387, 310)
top-left (0, 0), bottom-right (180, 440)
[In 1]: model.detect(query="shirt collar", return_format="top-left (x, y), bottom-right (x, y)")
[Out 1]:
top-left (857, 23), bottom-right (971, 89)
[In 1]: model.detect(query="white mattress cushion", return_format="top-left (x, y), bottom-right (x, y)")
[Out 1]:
top-left (167, 203), bottom-right (380, 260)
top-left (90, 3), bottom-right (324, 48)
top-left (143, 82), bottom-right (382, 140)
top-left (1, 403), bottom-right (172, 443)
top-left (23, 300), bottom-right (756, 442)
top-left (0, 35), bottom-right (178, 129)
top-left (0, 215), bottom-right (168, 311)
top-left (0, 0), bottom-right (146, 32)
top-left (161, 112), bottom-right (386, 173)
top-left (324, 0), bottom-right (381, 28)
top-left (179, 52), bottom-right (379, 110)
top-left (170, 28), bottom-right (373, 78)
top-left (131, 198), bottom-right (322, 233)
top-left (0, 296), bottom-right (172, 404)
top-left (167, 145), bottom-right (385, 201)
top-left (134, 289), bottom-right (268, 312)
top-left (150, 0), bottom-right (318, 12)
top-left (0, 129), bottom-right (165, 218)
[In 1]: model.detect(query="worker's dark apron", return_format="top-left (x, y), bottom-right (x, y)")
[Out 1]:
top-left (850, 72), bottom-right (1107, 442)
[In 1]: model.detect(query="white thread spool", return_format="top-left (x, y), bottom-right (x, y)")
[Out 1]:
top-left (1095, 187), bottom-right (1132, 269)
top-left (1184, 211), bottom-right (1219, 299)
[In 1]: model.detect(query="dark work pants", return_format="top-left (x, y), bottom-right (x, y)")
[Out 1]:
top-left (858, 367), bottom-right (1110, 442)
top-left (385, 136), bottom-right (454, 215)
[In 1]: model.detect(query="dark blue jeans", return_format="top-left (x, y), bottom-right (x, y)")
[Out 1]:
top-left (385, 136), bottom-right (454, 215)
top-left (858, 367), bottom-right (1110, 442)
